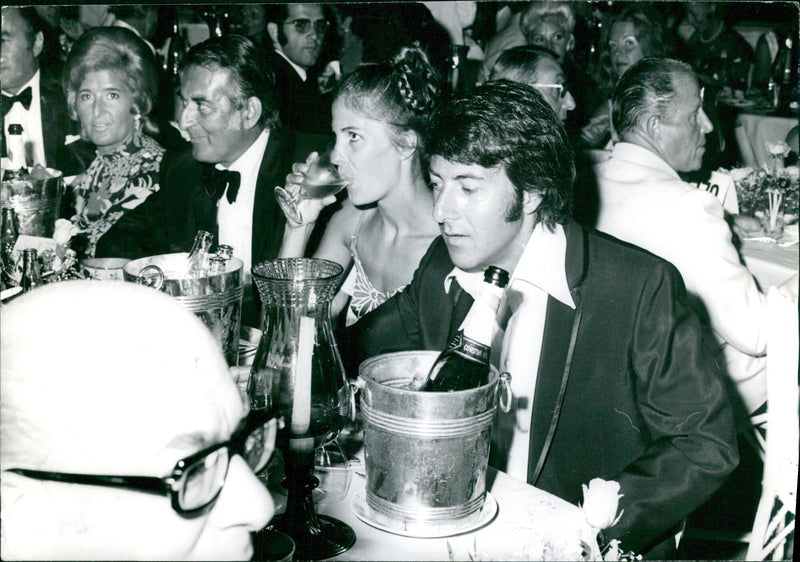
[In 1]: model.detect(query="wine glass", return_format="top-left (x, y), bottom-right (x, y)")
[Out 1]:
top-left (274, 150), bottom-right (349, 224)
top-left (313, 439), bottom-right (353, 507)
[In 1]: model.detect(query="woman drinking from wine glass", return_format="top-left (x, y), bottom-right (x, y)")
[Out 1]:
top-left (64, 26), bottom-right (166, 259)
top-left (277, 43), bottom-right (442, 328)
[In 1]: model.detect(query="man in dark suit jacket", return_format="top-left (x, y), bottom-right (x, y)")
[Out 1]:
top-left (1, 7), bottom-right (91, 176)
top-left (350, 81), bottom-right (739, 558)
top-left (158, 35), bottom-right (292, 327)
top-left (265, 4), bottom-right (333, 162)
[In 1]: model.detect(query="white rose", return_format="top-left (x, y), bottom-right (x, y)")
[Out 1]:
top-left (53, 219), bottom-right (75, 245)
top-left (766, 140), bottom-right (791, 157)
top-left (581, 478), bottom-right (624, 530)
top-left (785, 166), bottom-right (799, 181)
top-left (729, 167), bottom-right (753, 183)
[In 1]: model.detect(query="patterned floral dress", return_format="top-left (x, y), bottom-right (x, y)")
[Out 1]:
top-left (341, 214), bottom-right (404, 327)
top-left (71, 133), bottom-right (164, 258)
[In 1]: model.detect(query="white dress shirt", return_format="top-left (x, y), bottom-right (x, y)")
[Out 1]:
top-left (3, 70), bottom-right (46, 167)
top-left (445, 223), bottom-right (575, 482)
top-left (216, 129), bottom-right (269, 284)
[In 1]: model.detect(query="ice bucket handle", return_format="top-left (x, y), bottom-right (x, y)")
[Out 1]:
top-left (348, 380), bottom-right (361, 421)
top-left (498, 371), bottom-right (512, 413)
top-left (136, 264), bottom-right (164, 290)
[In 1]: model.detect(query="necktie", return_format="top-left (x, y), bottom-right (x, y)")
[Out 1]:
top-left (203, 166), bottom-right (241, 204)
top-left (2, 87), bottom-right (33, 117)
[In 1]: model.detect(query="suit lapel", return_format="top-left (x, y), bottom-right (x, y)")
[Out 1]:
top-left (526, 296), bottom-right (577, 482)
top-left (188, 171), bottom-right (219, 241)
top-left (39, 88), bottom-right (60, 169)
top-left (251, 128), bottom-right (289, 266)
top-left (526, 221), bottom-right (588, 485)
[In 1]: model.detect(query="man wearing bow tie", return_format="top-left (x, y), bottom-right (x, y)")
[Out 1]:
top-left (159, 34), bottom-right (291, 326)
top-left (1, 7), bottom-right (89, 174)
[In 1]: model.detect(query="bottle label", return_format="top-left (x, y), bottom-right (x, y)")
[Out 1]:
top-left (448, 330), bottom-right (491, 365)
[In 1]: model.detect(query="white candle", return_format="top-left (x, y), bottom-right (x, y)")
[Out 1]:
top-left (290, 315), bottom-right (315, 435)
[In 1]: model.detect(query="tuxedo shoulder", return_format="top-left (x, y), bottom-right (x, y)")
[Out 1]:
top-left (159, 147), bottom-right (203, 191)
top-left (39, 82), bottom-right (66, 103)
top-left (583, 226), bottom-right (679, 276)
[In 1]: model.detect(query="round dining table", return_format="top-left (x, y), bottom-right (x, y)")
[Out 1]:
top-left (263, 438), bottom-right (601, 561)
top-left (318, 463), bottom-right (600, 561)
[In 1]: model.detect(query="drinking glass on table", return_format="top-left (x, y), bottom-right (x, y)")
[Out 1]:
top-left (313, 439), bottom-right (353, 506)
top-left (274, 150), bottom-right (349, 224)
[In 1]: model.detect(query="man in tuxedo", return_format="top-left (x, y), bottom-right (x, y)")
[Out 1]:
top-left (1, 7), bottom-right (90, 175)
top-left (351, 81), bottom-right (738, 558)
top-left (265, 4), bottom-right (333, 162)
top-left (594, 58), bottom-right (768, 416)
top-left (159, 34), bottom-right (292, 327)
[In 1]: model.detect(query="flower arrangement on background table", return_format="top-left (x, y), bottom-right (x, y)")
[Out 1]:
top-left (722, 141), bottom-right (799, 239)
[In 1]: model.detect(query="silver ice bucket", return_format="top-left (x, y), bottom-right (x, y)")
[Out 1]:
top-left (358, 351), bottom-right (507, 536)
top-left (122, 252), bottom-right (244, 366)
top-left (1, 168), bottom-right (63, 237)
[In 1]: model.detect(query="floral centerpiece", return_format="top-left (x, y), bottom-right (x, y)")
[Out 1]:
top-left (723, 143), bottom-right (799, 238)
top-left (5, 219), bottom-right (85, 287)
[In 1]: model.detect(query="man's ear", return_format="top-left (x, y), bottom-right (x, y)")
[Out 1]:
top-left (32, 31), bottom-right (44, 58)
top-left (645, 113), bottom-right (661, 142)
top-left (266, 22), bottom-right (279, 48)
top-left (241, 96), bottom-right (263, 130)
top-left (566, 33), bottom-right (575, 53)
top-left (522, 189), bottom-right (543, 215)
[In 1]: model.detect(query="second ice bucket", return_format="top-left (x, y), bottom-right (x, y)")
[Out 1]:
top-left (1, 168), bottom-right (63, 237)
top-left (122, 252), bottom-right (243, 366)
top-left (359, 351), bottom-right (507, 535)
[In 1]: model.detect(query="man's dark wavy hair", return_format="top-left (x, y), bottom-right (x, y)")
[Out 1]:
top-left (181, 34), bottom-right (279, 130)
top-left (426, 80), bottom-right (574, 230)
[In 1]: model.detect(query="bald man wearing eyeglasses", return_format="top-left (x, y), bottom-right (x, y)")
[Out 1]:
top-left (265, 4), bottom-right (334, 163)
top-left (0, 282), bottom-right (276, 560)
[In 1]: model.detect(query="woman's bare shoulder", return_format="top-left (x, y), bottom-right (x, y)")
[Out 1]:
top-left (321, 199), bottom-right (369, 246)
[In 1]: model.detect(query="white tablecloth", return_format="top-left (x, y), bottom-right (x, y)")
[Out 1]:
top-left (742, 238), bottom-right (800, 289)
top-left (319, 466), bottom-right (598, 561)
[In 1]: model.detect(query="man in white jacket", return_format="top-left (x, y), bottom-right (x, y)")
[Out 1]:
top-left (594, 57), bottom-right (766, 415)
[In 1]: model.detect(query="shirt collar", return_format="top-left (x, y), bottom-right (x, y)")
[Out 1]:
top-left (216, 128), bottom-right (270, 175)
top-left (2, 69), bottom-right (39, 98)
top-left (444, 222), bottom-right (575, 309)
top-left (611, 142), bottom-right (681, 180)
top-left (274, 49), bottom-right (308, 81)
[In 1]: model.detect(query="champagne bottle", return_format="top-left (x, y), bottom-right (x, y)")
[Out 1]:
top-left (3, 124), bottom-right (27, 179)
top-left (419, 266), bottom-right (510, 392)
top-left (1, 207), bottom-right (19, 270)
top-left (20, 248), bottom-right (42, 293)
top-left (187, 230), bottom-right (214, 277)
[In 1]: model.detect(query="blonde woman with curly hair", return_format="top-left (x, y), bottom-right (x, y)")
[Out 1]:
top-left (63, 26), bottom-right (166, 259)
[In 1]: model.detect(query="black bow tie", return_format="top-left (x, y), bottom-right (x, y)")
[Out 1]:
top-left (203, 166), bottom-right (241, 204)
top-left (2, 87), bottom-right (33, 117)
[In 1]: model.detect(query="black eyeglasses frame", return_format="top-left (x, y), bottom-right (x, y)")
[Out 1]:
top-left (5, 411), bottom-right (275, 518)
